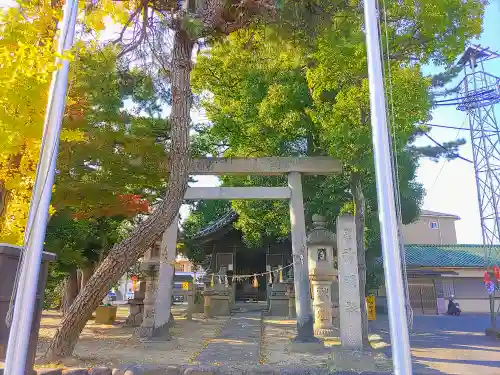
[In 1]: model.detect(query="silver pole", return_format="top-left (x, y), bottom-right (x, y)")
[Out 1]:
top-left (362, 1), bottom-right (413, 374)
top-left (4, 1), bottom-right (78, 373)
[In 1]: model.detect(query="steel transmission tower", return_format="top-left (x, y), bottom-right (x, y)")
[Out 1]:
top-left (433, 45), bottom-right (500, 330)
top-left (454, 46), bottom-right (500, 264)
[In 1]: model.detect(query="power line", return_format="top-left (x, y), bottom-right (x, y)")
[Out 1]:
top-left (423, 132), bottom-right (473, 163)
top-left (426, 122), bottom-right (497, 133)
top-left (427, 120), bottom-right (466, 194)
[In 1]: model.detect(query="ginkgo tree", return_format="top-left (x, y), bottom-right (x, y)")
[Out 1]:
top-left (0, 1), bottom-right (62, 244)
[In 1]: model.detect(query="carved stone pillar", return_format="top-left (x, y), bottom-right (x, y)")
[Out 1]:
top-left (337, 214), bottom-right (363, 349)
top-left (136, 245), bottom-right (160, 338)
top-left (307, 214), bottom-right (338, 338)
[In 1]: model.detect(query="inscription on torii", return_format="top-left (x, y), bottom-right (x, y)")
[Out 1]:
top-left (189, 157), bottom-right (342, 176)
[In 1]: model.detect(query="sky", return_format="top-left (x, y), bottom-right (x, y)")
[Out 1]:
top-left (1, 0), bottom-right (499, 242)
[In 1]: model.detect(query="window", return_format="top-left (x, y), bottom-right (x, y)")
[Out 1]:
top-left (430, 221), bottom-right (439, 229)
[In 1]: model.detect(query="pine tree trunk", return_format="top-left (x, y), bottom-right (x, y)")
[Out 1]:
top-left (44, 29), bottom-right (194, 360)
top-left (61, 270), bottom-right (79, 317)
top-left (79, 264), bottom-right (94, 292)
top-left (351, 172), bottom-right (370, 348)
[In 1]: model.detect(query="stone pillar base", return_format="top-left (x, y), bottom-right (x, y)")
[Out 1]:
top-left (314, 327), bottom-right (339, 338)
top-left (135, 326), bottom-right (154, 338)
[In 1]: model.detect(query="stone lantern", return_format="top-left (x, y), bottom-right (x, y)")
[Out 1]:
top-left (307, 214), bottom-right (338, 337)
top-left (135, 243), bottom-right (160, 338)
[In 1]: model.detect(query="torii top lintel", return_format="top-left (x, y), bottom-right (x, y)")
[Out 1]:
top-left (189, 157), bottom-right (342, 176)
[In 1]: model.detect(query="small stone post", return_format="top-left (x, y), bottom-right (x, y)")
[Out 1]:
top-left (337, 214), bottom-right (363, 349)
top-left (286, 282), bottom-right (296, 319)
top-left (186, 282), bottom-right (194, 320)
top-left (307, 214), bottom-right (338, 337)
top-left (202, 289), bottom-right (215, 318)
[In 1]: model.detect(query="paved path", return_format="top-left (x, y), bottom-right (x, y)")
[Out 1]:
top-left (195, 310), bottom-right (262, 367)
top-left (370, 314), bottom-right (500, 374)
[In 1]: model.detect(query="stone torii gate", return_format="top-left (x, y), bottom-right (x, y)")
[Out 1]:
top-left (140, 156), bottom-right (341, 342)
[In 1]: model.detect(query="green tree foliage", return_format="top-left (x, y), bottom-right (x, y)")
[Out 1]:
top-left (41, 45), bottom-right (169, 305)
top-left (55, 45), bottom-right (168, 217)
top-left (190, 0), bottom-right (485, 344)
top-left (191, 26), bottom-right (427, 241)
top-left (191, 0), bottom-right (484, 258)
top-left (44, 210), bottom-right (129, 308)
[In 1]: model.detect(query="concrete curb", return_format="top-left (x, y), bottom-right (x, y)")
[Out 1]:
top-left (8, 366), bottom-right (418, 375)
top-left (258, 310), bottom-right (266, 364)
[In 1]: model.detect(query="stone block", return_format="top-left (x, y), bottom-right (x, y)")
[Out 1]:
top-left (216, 367), bottom-right (245, 375)
top-left (129, 304), bottom-right (142, 315)
top-left (134, 312), bottom-right (144, 326)
top-left (121, 365), bottom-right (180, 375)
top-left (89, 368), bottom-right (113, 375)
top-left (269, 283), bottom-right (289, 316)
top-left (288, 341), bottom-right (325, 354)
top-left (95, 305), bottom-right (117, 324)
top-left (182, 365), bottom-right (218, 375)
top-left (62, 369), bottom-right (89, 375)
top-left (245, 366), bottom-right (278, 375)
top-left (37, 369), bottom-right (63, 375)
top-left (279, 367), bottom-right (323, 375)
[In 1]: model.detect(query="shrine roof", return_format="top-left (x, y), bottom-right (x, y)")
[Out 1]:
top-left (193, 210), bottom-right (238, 239)
top-left (404, 244), bottom-right (500, 268)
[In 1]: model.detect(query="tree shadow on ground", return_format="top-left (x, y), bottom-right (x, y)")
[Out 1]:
top-left (369, 314), bottom-right (500, 374)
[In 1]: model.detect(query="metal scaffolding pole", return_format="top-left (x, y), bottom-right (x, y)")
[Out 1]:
top-left (362, 1), bottom-right (413, 374)
top-left (4, 1), bottom-right (78, 374)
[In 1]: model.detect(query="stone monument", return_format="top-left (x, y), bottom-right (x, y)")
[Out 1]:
top-left (268, 281), bottom-right (289, 316)
top-left (336, 214), bottom-right (363, 349)
top-left (202, 283), bottom-right (231, 317)
top-left (307, 214), bottom-right (338, 337)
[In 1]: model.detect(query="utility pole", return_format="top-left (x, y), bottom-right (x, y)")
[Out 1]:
top-left (362, 1), bottom-right (413, 374)
top-left (4, 1), bottom-right (78, 374)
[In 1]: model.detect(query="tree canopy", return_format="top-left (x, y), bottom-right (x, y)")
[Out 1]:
top-left (188, 0), bottom-right (485, 276)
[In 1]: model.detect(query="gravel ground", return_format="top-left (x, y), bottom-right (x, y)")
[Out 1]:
top-left (6, 306), bottom-right (231, 369)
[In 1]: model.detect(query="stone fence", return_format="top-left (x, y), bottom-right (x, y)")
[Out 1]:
top-left (9, 365), bottom-right (422, 375)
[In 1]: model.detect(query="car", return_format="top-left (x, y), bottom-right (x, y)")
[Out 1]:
top-left (172, 294), bottom-right (184, 303)
top-left (107, 290), bottom-right (117, 302)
